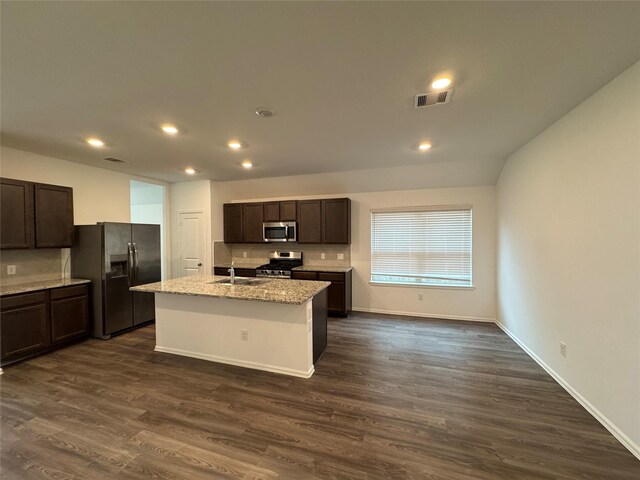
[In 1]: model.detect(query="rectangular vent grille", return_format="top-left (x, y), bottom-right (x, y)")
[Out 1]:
top-left (415, 89), bottom-right (453, 108)
top-left (104, 157), bottom-right (125, 163)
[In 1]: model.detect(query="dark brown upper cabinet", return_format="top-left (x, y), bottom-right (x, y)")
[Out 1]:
top-left (0, 178), bottom-right (34, 249)
top-left (223, 203), bottom-right (243, 243)
top-left (280, 201), bottom-right (297, 221)
top-left (242, 203), bottom-right (264, 243)
top-left (297, 200), bottom-right (322, 244)
top-left (1, 178), bottom-right (74, 250)
top-left (34, 183), bottom-right (74, 248)
top-left (263, 201), bottom-right (297, 222)
top-left (322, 198), bottom-right (350, 244)
top-left (223, 198), bottom-right (349, 244)
top-left (263, 202), bottom-right (280, 222)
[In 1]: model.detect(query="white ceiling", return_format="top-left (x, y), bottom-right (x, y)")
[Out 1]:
top-left (1, 2), bottom-right (639, 185)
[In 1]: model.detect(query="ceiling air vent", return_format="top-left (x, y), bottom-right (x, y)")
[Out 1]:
top-left (104, 157), bottom-right (125, 163)
top-left (415, 89), bottom-right (453, 108)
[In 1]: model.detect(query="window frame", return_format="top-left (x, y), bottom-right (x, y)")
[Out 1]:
top-left (369, 204), bottom-right (474, 289)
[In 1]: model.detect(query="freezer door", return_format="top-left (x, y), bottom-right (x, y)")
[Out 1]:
top-left (131, 224), bottom-right (161, 325)
top-left (103, 223), bottom-right (134, 335)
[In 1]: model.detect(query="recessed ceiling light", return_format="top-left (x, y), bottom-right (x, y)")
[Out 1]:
top-left (161, 124), bottom-right (179, 135)
top-left (418, 142), bottom-right (432, 151)
top-left (241, 160), bottom-right (253, 169)
top-left (86, 137), bottom-right (105, 148)
top-left (431, 77), bottom-right (452, 90)
top-left (184, 167), bottom-right (196, 175)
top-left (255, 107), bottom-right (275, 118)
top-left (228, 140), bottom-right (243, 150)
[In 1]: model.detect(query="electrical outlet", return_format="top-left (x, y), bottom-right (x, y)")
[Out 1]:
top-left (418, 293), bottom-right (423, 301)
top-left (337, 253), bottom-right (344, 260)
top-left (7, 265), bottom-right (16, 275)
top-left (242, 251), bottom-right (247, 258)
top-left (241, 329), bottom-right (248, 341)
top-left (321, 253), bottom-right (326, 260)
top-left (560, 342), bottom-right (567, 357)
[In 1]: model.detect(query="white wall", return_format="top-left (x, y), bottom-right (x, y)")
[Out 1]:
top-left (169, 180), bottom-right (212, 277)
top-left (214, 184), bottom-right (496, 322)
top-left (0, 146), bottom-right (162, 224)
top-left (131, 180), bottom-right (168, 279)
top-left (497, 62), bottom-right (640, 456)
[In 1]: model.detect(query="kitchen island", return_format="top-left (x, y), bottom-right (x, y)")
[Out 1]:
top-left (130, 275), bottom-right (329, 378)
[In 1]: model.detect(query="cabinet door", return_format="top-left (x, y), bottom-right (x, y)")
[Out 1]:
top-left (297, 200), bottom-right (322, 244)
top-left (291, 271), bottom-right (318, 281)
top-left (50, 295), bottom-right (89, 343)
top-left (1, 297), bottom-right (49, 364)
top-left (242, 203), bottom-right (264, 243)
top-left (280, 201), bottom-right (297, 221)
top-left (34, 183), bottom-right (74, 248)
top-left (0, 178), bottom-right (34, 249)
top-left (263, 202), bottom-right (280, 222)
top-left (322, 198), bottom-right (350, 244)
top-left (223, 204), bottom-right (243, 243)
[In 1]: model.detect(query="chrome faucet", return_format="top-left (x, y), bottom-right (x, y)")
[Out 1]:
top-left (228, 261), bottom-right (235, 285)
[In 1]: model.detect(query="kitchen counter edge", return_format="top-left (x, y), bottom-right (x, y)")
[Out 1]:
top-left (0, 278), bottom-right (91, 297)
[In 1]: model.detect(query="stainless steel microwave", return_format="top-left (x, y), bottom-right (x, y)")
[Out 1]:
top-left (263, 222), bottom-right (297, 243)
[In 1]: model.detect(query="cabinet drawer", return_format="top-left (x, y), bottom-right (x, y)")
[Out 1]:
top-left (50, 284), bottom-right (88, 300)
top-left (0, 291), bottom-right (47, 310)
top-left (235, 268), bottom-right (256, 277)
top-left (318, 272), bottom-right (345, 282)
top-left (291, 271), bottom-right (318, 281)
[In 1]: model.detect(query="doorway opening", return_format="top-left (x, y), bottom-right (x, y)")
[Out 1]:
top-left (130, 180), bottom-right (166, 279)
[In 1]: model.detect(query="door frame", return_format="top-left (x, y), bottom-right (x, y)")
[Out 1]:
top-left (176, 209), bottom-right (208, 277)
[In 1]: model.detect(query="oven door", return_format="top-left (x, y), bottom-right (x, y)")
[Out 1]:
top-left (263, 222), bottom-right (297, 242)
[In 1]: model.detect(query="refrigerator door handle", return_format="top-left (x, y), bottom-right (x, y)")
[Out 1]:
top-left (127, 243), bottom-right (134, 286)
top-left (133, 242), bottom-right (140, 284)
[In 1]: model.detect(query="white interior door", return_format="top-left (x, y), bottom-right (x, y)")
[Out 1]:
top-left (178, 211), bottom-right (205, 277)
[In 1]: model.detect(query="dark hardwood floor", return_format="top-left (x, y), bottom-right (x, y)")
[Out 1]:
top-left (1, 312), bottom-right (638, 479)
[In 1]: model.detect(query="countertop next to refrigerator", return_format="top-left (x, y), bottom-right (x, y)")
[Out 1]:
top-left (0, 278), bottom-right (91, 297)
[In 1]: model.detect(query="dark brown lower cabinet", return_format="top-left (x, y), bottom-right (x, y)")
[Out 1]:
top-left (50, 286), bottom-right (89, 344)
top-left (0, 284), bottom-right (90, 367)
top-left (213, 267), bottom-right (257, 277)
top-left (291, 270), bottom-right (352, 317)
top-left (0, 292), bottom-right (49, 365)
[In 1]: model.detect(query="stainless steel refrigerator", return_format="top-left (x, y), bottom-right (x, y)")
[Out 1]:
top-left (71, 222), bottom-right (161, 339)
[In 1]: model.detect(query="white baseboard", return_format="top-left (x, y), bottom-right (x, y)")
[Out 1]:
top-left (154, 345), bottom-right (315, 379)
top-left (495, 321), bottom-right (640, 461)
top-left (352, 307), bottom-right (495, 323)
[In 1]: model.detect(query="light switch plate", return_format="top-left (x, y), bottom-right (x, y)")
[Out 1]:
top-left (7, 265), bottom-right (16, 275)
top-left (321, 253), bottom-right (326, 260)
top-left (337, 253), bottom-right (344, 260)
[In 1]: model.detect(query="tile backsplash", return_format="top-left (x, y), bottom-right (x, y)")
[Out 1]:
top-left (0, 249), bottom-right (65, 286)
top-left (219, 243), bottom-right (350, 267)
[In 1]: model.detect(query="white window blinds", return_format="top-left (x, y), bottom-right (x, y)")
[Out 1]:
top-left (370, 207), bottom-right (472, 287)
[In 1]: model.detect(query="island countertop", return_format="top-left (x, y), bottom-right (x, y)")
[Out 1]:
top-left (130, 274), bottom-right (330, 305)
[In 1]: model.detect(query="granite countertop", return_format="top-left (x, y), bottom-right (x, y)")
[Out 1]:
top-left (130, 274), bottom-right (330, 305)
top-left (214, 262), bottom-right (265, 269)
top-left (293, 265), bottom-right (353, 273)
top-left (0, 278), bottom-right (91, 297)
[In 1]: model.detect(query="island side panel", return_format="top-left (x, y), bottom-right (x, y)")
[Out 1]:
top-left (312, 289), bottom-right (328, 364)
top-left (154, 293), bottom-right (314, 378)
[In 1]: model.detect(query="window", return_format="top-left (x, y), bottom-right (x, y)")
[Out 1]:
top-left (370, 206), bottom-right (472, 287)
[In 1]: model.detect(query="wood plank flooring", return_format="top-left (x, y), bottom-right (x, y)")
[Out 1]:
top-left (1, 312), bottom-right (638, 479)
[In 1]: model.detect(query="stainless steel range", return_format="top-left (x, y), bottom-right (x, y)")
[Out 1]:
top-left (256, 251), bottom-right (303, 278)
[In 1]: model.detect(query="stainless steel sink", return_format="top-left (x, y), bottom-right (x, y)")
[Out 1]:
top-left (210, 277), bottom-right (271, 286)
